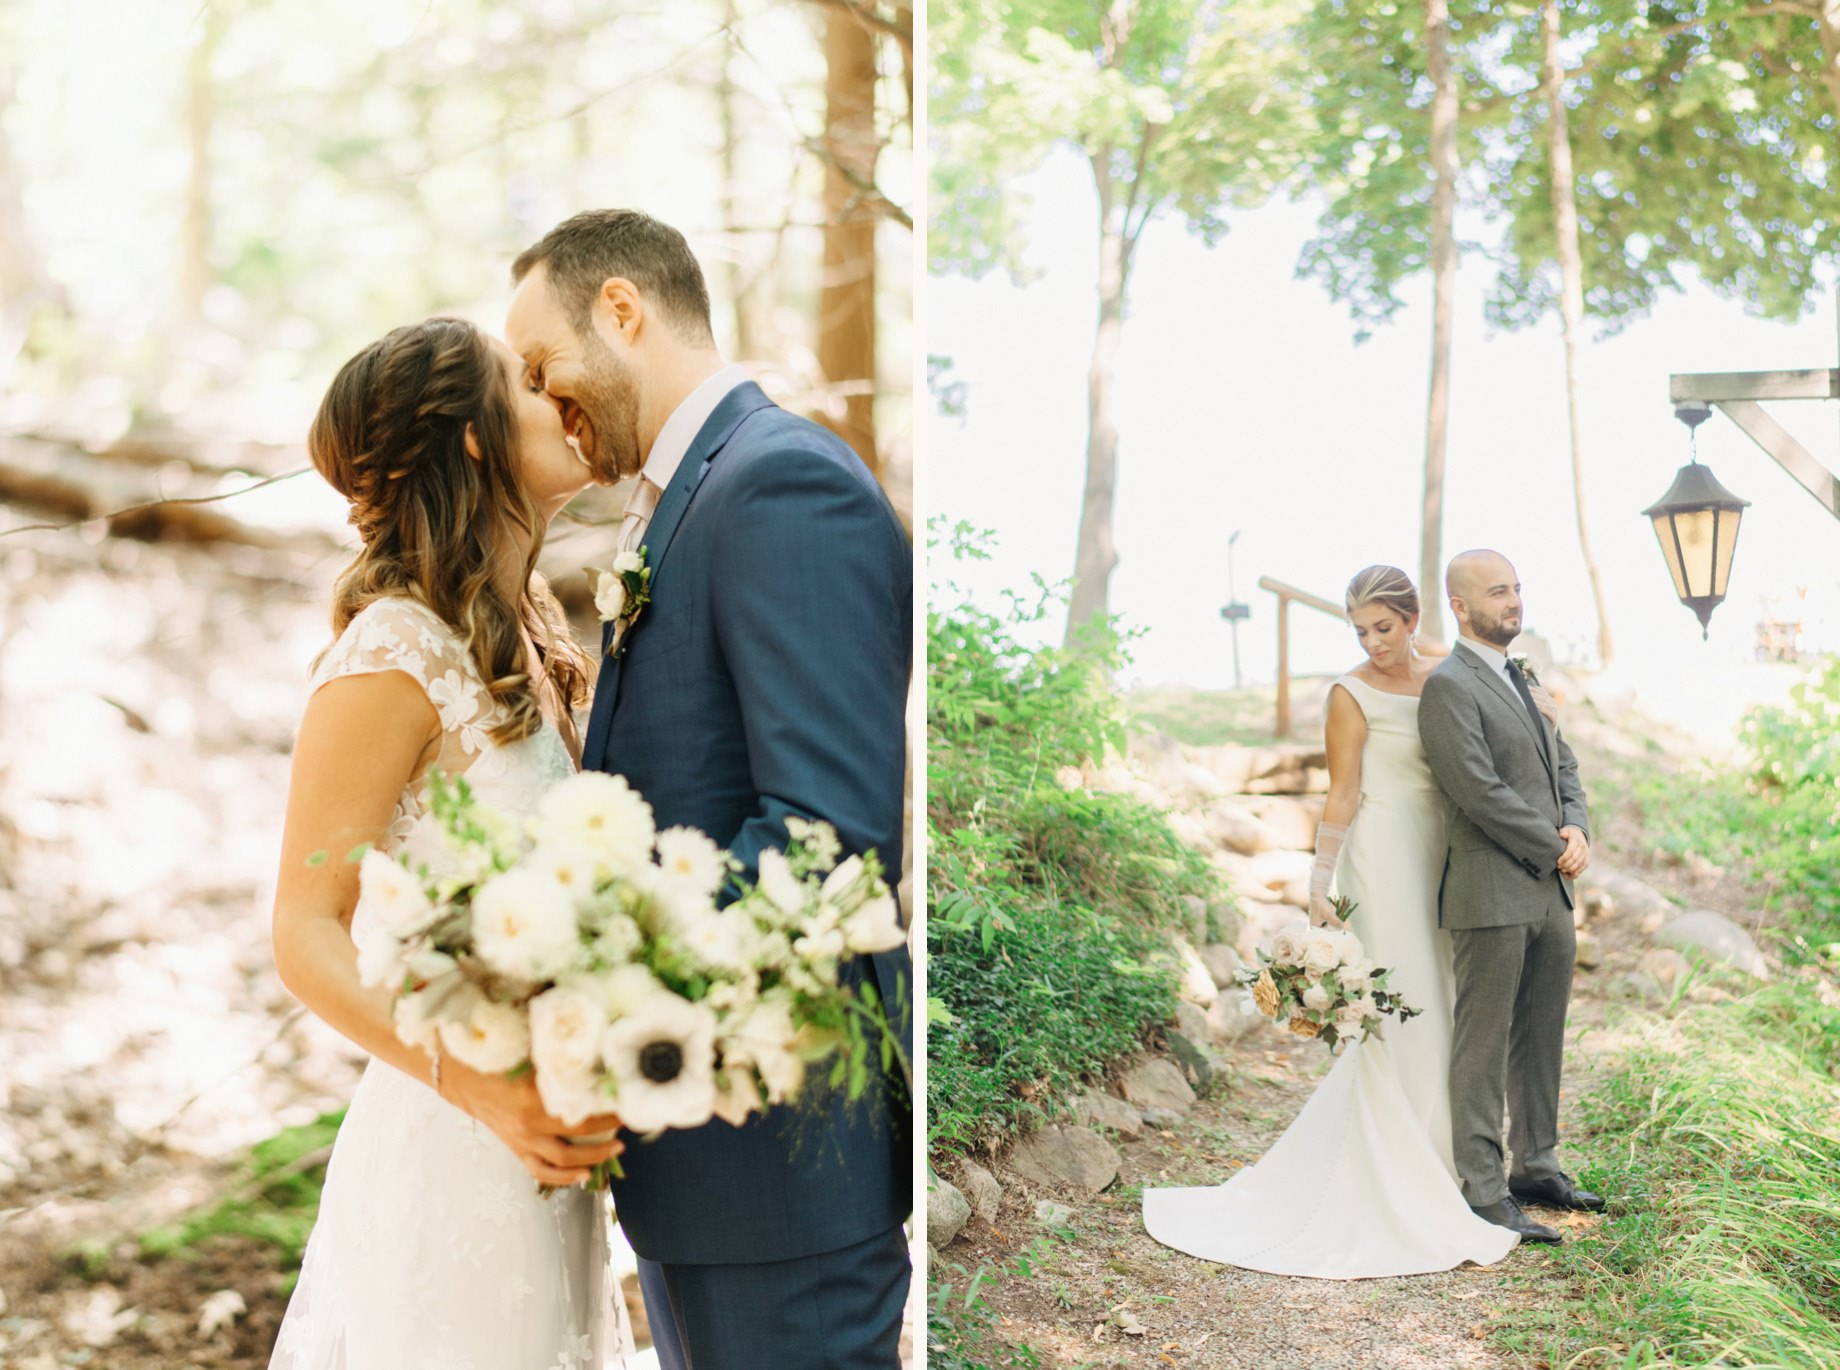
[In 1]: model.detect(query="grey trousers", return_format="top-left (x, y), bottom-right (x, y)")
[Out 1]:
top-left (1448, 895), bottom-right (1575, 1206)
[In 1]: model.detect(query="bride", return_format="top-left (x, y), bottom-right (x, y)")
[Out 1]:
top-left (269, 317), bottom-right (632, 1366)
top-left (1143, 565), bottom-right (1561, 1278)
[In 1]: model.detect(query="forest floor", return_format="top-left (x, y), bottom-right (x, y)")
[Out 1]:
top-left (944, 668), bottom-right (1779, 1370)
top-left (0, 465), bottom-right (917, 1369)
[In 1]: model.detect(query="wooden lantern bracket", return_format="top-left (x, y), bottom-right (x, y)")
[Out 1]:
top-left (1667, 366), bottom-right (1840, 521)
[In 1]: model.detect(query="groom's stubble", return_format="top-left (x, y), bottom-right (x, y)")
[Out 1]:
top-left (574, 326), bottom-right (648, 484)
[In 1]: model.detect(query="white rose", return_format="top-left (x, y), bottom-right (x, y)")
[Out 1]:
top-left (724, 995), bottom-right (805, 1104)
top-left (842, 891), bottom-right (905, 954)
top-left (1334, 928), bottom-right (1366, 963)
top-left (529, 984), bottom-right (609, 1079)
top-left (1267, 919), bottom-right (1309, 966)
top-left (1302, 928), bottom-right (1345, 975)
top-left (594, 572), bottom-right (628, 621)
top-left (440, 997), bottom-right (531, 1074)
top-left (536, 773), bottom-right (656, 875)
top-left (756, 848), bottom-right (809, 920)
top-left (356, 848), bottom-right (437, 937)
top-left (470, 868), bottom-right (582, 982)
top-left (613, 549), bottom-right (644, 576)
top-left (710, 1065), bottom-right (763, 1127)
top-left (1302, 982), bottom-right (1332, 1013)
top-left (1339, 960), bottom-right (1373, 995)
top-left (1334, 1000), bottom-right (1368, 1029)
top-left (392, 989), bottom-right (442, 1049)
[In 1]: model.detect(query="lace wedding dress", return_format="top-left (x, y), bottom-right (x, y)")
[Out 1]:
top-left (1142, 673), bottom-right (1517, 1278)
top-left (271, 597), bottom-right (631, 1370)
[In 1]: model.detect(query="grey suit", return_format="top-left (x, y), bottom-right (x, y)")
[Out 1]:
top-left (1419, 640), bottom-right (1590, 1205)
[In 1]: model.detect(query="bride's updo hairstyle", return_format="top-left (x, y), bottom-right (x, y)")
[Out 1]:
top-left (1345, 565), bottom-right (1420, 623)
top-left (309, 316), bottom-right (589, 744)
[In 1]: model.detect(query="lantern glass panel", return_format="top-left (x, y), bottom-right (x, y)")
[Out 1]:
top-left (1672, 507), bottom-right (1718, 597)
top-left (1712, 506), bottom-right (1743, 596)
top-left (1649, 514), bottom-right (1689, 599)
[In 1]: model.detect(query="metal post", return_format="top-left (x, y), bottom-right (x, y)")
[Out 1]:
top-left (1227, 530), bottom-right (1243, 690)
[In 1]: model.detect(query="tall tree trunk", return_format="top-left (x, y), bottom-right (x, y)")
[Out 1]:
top-left (1067, 152), bottom-right (1129, 644)
top-left (180, 8), bottom-right (221, 328)
top-left (817, 8), bottom-right (880, 472)
top-left (1542, 0), bottom-right (1614, 666)
top-left (719, 4), bottom-right (761, 360)
top-left (1816, 1), bottom-right (1840, 122)
top-left (1420, 0), bottom-right (1459, 644)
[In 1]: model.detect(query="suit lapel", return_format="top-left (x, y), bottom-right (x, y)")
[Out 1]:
top-left (582, 381), bottom-right (777, 771)
top-left (1456, 643), bottom-right (1554, 778)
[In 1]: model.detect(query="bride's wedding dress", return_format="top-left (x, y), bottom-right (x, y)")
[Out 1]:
top-left (272, 598), bottom-right (631, 1369)
top-left (1142, 673), bottom-right (1517, 1278)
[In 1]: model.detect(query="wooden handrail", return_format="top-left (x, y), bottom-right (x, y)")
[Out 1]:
top-left (1258, 576), bottom-right (1347, 739)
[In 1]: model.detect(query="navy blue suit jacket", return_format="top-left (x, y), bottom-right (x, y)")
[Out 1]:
top-left (584, 381), bottom-right (912, 1266)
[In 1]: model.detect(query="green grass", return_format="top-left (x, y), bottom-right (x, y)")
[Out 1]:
top-left (1122, 682), bottom-right (1292, 748)
top-left (1497, 984), bottom-right (1840, 1368)
top-left (137, 1108), bottom-right (345, 1291)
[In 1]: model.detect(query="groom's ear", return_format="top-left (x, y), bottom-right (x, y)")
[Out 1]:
top-left (592, 277), bottom-right (644, 345)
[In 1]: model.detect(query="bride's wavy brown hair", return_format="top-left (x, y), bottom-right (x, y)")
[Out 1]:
top-left (309, 316), bottom-right (590, 744)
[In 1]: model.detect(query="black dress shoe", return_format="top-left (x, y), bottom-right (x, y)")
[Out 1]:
top-left (1470, 1197), bottom-right (1562, 1244)
top-left (1510, 1172), bottom-right (1605, 1212)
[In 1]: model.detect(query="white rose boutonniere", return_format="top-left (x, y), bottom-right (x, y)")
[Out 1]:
top-left (1511, 655), bottom-right (1540, 687)
top-left (586, 548), bottom-right (653, 658)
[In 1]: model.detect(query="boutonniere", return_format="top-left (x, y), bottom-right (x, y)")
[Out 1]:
top-left (1511, 655), bottom-right (1540, 686)
top-left (587, 548), bottom-right (652, 658)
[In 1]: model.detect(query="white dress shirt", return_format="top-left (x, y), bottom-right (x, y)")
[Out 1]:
top-left (641, 363), bottom-right (751, 495)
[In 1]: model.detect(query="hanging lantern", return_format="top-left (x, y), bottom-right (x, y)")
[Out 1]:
top-left (1644, 405), bottom-right (1750, 639)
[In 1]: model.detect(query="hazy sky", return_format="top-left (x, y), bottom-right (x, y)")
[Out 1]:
top-left (929, 148), bottom-right (1840, 734)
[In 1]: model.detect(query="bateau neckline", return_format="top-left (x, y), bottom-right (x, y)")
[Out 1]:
top-left (1338, 673), bottom-right (1424, 701)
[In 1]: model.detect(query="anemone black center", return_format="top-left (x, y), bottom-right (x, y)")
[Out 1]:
top-left (639, 1041), bottom-right (683, 1084)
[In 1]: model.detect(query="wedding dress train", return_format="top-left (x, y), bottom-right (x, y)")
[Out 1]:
top-left (271, 598), bottom-right (631, 1369)
top-left (1142, 673), bottom-right (1517, 1278)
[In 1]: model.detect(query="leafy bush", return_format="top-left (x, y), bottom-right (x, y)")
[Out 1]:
top-left (1627, 655), bottom-right (1840, 960)
top-left (927, 523), bottom-right (1227, 1156)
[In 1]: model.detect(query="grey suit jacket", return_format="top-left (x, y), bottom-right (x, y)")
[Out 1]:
top-left (1418, 642), bottom-right (1591, 930)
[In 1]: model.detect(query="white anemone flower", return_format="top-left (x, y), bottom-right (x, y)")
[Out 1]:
top-left (440, 997), bottom-right (531, 1074)
top-left (470, 868), bottom-right (581, 982)
top-left (535, 773), bottom-right (656, 873)
top-left (842, 891), bottom-right (906, 954)
top-left (600, 992), bottom-right (719, 1132)
top-left (655, 827), bottom-right (727, 900)
top-left (755, 848), bottom-right (810, 920)
top-left (356, 849), bottom-right (437, 937)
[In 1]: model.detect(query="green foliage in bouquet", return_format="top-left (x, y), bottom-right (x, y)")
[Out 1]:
top-left (927, 521), bottom-right (1233, 1157)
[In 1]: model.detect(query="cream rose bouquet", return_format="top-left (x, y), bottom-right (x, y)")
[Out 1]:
top-left (1239, 897), bottom-right (1420, 1051)
top-left (346, 769), bottom-right (907, 1184)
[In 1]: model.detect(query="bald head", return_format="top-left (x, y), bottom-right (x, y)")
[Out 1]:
top-left (1446, 550), bottom-right (1523, 648)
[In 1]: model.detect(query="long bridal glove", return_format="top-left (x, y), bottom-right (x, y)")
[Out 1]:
top-left (1308, 821), bottom-right (1351, 926)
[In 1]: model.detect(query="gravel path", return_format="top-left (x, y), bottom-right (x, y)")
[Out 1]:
top-left (946, 1000), bottom-right (1625, 1370)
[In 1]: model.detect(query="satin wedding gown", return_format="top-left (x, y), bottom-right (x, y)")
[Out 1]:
top-left (1142, 673), bottom-right (1517, 1278)
top-left (272, 598), bottom-right (631, 1369)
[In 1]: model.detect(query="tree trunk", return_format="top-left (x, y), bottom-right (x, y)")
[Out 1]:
top-left (1066, 154), bottom-right (1128, 645)
top-left (1419, 0), bottom-right (1459, 643)
top-left (817, 8), bottom-right (880, 472)
top-left (718, 4), bottom-right (762, 360)
top-left (1816, 1), bottom-right (1840, 123)
top-left (1542, 0), bottom-right (1614, 666)
top-left (180, 9), bottom-right (221, 328)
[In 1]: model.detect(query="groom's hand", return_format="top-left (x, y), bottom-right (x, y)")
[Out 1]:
top-left (1557, 825), bottom-right (1590, 879)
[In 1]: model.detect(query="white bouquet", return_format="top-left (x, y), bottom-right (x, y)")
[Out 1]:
top-left (345, 770), bottom-right (907, 1180)
top-left (1240, 897), bottom-right (1419, 1052)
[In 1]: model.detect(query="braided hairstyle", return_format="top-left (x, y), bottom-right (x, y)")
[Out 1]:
top-left (309, 316), bottom-right (589, 744)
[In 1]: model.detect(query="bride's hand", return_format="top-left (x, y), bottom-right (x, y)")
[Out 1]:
top-left (441, 1062), bottom-right (626, 1188)
top-left (1529, 684), bottom-right (1560, 725)
top-left (1308, 892), bottom-right (1346, 930)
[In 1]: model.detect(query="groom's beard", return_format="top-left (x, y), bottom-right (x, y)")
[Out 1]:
top-left (1468, 607), bottom-right (1521, 648)
top-left (573, 331), bottom-right (646, 483)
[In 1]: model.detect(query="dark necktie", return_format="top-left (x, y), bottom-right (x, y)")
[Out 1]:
top-left (1505, 660), bottom-right (1549, 748)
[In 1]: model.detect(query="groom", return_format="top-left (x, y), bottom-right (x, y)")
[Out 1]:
top-left (1418, 550), bottom-right (1603, 1246)
top-left (507, 210), bottom-right (912, 1367)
